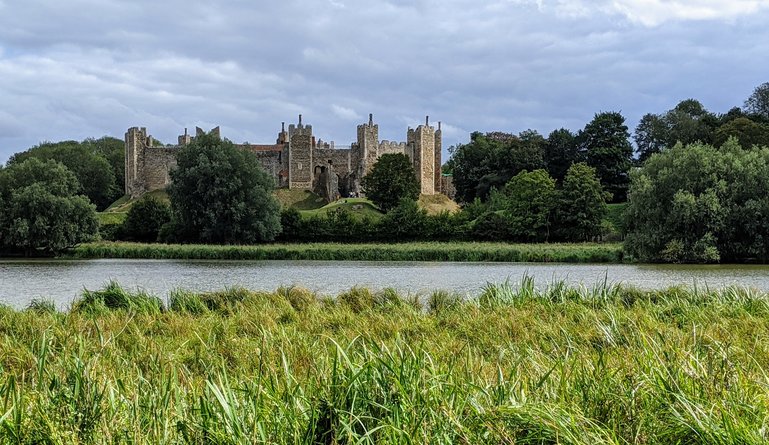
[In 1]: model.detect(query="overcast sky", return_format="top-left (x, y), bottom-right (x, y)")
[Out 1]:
top-left (1, 0), bottom-right (768, 164)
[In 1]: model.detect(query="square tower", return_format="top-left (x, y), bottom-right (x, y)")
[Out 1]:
top-left (288, 115), bottom-right (314, 189)
top-left (408, 116), bottom-right (436, 195)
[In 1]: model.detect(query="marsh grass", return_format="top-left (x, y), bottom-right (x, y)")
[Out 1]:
top-left (1, 279), bottom-right (769, 443)
top-left (70, 241), bottom-right (624, 263)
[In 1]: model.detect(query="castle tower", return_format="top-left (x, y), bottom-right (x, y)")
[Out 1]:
top-left (408, 116), bottom-right (437, 195)
top-left (434, 121), bottom-right (442, 193)
top-left (357, 113), bottom-right (379, 175)
top-left (178, 128), bottom-right (192, 146)
top-left (125, 127), bottom-right (148, 197)
top-left (288, 114), bottom-right (314, 189)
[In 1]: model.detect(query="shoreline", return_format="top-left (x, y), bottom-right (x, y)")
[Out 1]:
top-left (67, 241), bottom-right (625, 263)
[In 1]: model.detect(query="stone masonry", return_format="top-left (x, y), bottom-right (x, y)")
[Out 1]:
top-left (125, 115), bottom-right (443, 202)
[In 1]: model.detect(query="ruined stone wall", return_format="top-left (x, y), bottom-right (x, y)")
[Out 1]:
top-left (377, 141), bottom-right (408, 156)
top-left (125, 127), bottom-right (174, 198)
top-left (313, 147), bottom-right (352, 175)
top-left (250, 149), bottom-right (286, 188)
top-left (440, 175), bottom-right (456, 200)
top-left (142, 147), bottom-right (177, 193)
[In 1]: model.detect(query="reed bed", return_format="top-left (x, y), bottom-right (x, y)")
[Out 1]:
top-left (1, 279), bottom-right (769, 443)
top-left (70, 241), bottom-right (624, 263)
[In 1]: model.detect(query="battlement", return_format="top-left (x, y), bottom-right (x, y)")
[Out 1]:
top-left (288, 114), bottom-right (313, 137)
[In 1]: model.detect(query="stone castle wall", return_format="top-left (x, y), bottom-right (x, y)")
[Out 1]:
top-left (126, 115), bottom-right (444, 201)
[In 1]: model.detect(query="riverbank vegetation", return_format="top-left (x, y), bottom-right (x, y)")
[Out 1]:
top-left (2, 279), bottom-right (769, 442)
top-left (70, 240), bottom-right (623, 262)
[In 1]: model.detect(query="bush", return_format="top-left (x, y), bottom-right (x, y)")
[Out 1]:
top-left (121, 195), bottom-right (171, 242)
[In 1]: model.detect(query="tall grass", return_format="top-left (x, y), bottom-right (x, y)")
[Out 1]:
top-left (69, 241), bottom-right (624, 263)
top-left (1, 279), bottom-right (768, 443)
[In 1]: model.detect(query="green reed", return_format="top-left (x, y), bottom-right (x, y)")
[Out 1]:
top-left (1, 278), bottom-right (768, 443)
top-left (69, 241), bottom-right (624, 263)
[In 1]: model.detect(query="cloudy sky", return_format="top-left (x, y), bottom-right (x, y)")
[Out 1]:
top-left (1, 0), bottom-right (767, 163)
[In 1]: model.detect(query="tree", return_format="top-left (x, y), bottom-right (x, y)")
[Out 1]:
top-left (379, 198), bottom-right (428, 240)
top-left (554, 163), bottom-right (607, 241)
top-left (744, 82), bottom-right (769, 119)
top-left (624, 139), bottom-right (769, 263)
top-left (167, 131), bottom-right (281, 243)
top-left (634, 113), bottom-right (668, 163)
top-left (714, 117), bottom-right (769, 149)
top-left (544, 128), bottom-right (580, 182)
top-left (0, 158), bottom-right (97, 256)
top-left (663, 99), bottom-right (717, 147)
top-left (362, 153), bottom-right (420, 212)
top-left (9, 140), bottom-right (121, 210)
top-left (121, 195), bottom-right (171, 242)
top-left (449, 131), bottom-right (546, 203)
top-left (501, 169), bottom-right (556, 241)
top-left (577, 112), bottom-right (633, 202)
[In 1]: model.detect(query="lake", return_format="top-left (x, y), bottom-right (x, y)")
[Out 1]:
top-left (3, 259), bottom-right (769, 308)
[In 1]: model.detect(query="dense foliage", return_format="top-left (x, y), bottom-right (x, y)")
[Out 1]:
top-left (167, 132), bottom-right (282, 243)
top-left (555, 163), bottom-right (609, 241)
top-left (361, 153), bottom-right (420, 212)
top-left (8, 137), bottom-right (124, 210)
top-left (121, 195), bottom-right (171, 242)
top-left (0, 158), bottom-right (97, 255)
top-left (625, 139), bottom-right (769, 263)
top-left (578, 112), bottom-right (633, 202)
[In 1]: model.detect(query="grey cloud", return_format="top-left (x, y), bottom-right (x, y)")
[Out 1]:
top-left (0, 0), bottom-right (768, 163)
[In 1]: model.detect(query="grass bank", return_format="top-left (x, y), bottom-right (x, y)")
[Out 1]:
top-left (70, 241), bottom-right (624, 262)
top-left (2, 280), bottom-right (769, 443)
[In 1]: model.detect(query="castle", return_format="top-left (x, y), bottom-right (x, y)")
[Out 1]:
top-left (125, 114), bottom-right (444, 202)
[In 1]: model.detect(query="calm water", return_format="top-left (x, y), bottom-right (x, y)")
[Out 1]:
top-left (2, 259), bottom-right (769, 308)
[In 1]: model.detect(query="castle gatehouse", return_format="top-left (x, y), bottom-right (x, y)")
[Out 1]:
top-left (125, 114), bottom-right (443, 202)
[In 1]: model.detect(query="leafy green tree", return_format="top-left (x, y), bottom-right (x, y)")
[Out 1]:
top-left (362, 153), bottom-right (420, 212)
top-left (744, 82), bottom-right (769, 119)
top-left (447, 133), bottom-right (500, 203)
top-left (167, 132), bottom-right (281, 243)
top-left (714, 118), bottom-right (769, 149)
top-left (625, 139), bottom-right (769, 263)
top-left (121, 195), bottom-right (171, 242)
top-left (634, 113), bottom-right (668, 163)
top-left (0, 158), bottom-right (97, 255)
top-left (449, 131), bottom-right (546, 203)
top-left (664, 99), bottom-right (717, 147)
top-left (544, 128), bottom-right (580, 181)
top-left (554, 163), bottom-right (607, 241)
top-left (577, 112), bottom-right (633, 202)
top-left (501, 169), bottom-right (556, 241)
top-left (379, 198), bottom-right (428, 240)
top-left (84, 136), bottom-right (125, 193)
top-left (9, 140), bottom-right (121, 210)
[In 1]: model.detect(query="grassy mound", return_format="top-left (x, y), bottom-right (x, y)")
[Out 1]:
top-left (300, 198), bottom-right (384, 220)
top-left (103, 190), bottom-right (170, 214)
top-left (418, 193), bottom-right (461, 215)
top-left (274, 189), bottom-right (326, 210)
